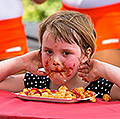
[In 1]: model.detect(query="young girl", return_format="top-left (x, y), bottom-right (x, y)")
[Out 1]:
top-left (0, 11), bottom-right (120, 100)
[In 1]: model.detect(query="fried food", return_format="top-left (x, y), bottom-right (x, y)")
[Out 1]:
top-left (90, 96), bottom-right (96, 103)
top-left (102, 94), bottom-right (111, 102)
top-left (19, 85), bottom-right (96, 102)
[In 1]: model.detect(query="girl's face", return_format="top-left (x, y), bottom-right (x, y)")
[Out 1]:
top-left (42, 30), bottom-right (83, 85)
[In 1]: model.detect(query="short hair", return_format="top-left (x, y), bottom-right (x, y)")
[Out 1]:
top-left (38, 11), bottom-right (96, 57)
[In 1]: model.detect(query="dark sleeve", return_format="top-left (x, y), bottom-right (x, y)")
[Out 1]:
top-left (85, 77), bottom-right (114, 98)
top-left (24, 72), bottom-right (50, 89)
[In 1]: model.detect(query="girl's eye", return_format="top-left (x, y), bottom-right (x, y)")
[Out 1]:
top-left (46, 50), bottom-right (53, 54)
top-left (63, 51), bottom-right (70, 56)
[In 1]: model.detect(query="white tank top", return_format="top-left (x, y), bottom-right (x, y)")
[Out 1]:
top-left (62, 0), bottom-right (120, 9)
top-left (0, 0), bottom-right (23, 20)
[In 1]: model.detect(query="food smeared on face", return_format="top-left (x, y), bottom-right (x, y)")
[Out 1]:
top-left (43, 57), bottom-right (77, 84)
top-left (42, 30), bottom-right (82, 85)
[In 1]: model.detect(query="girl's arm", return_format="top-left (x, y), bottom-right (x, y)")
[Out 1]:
top-left (78, 59), bottom-right (120, 87)
top-left (0, 50), bottom-right (46, 92)
top-left (0, 74), bottom-right (25, 92)
top-left (0, 50), bottom-right (46, 82)
top-left (0, 56), bottom-right (26, 82)
top-left (78, 59), bottom-right (120, 100)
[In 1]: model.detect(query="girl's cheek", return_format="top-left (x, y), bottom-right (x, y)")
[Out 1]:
top-left (64, 58), bottom-right (79, 69)
top-left (42, 55), bottom-right (51, 70)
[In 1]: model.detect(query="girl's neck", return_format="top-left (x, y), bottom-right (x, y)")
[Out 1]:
top-left (49, 73), bottom-right (89, 90)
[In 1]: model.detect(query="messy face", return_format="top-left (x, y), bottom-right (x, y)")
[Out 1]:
top-left (41, 30), bottom-right (82, 85)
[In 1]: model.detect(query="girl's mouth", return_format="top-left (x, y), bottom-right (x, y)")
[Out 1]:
top-left (51, 70), bottom-right (65, 73)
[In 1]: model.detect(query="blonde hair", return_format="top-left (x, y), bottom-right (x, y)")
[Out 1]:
top-left (38, 11), bottom-right (96, 57)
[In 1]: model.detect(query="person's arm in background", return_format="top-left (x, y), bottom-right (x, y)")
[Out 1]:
top-left (0, 50), bottom-right (46, 92)
top-left (32, 0), bottom-right (46, 4)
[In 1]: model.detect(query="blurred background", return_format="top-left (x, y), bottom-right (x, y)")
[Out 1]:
top-left (22, 0), bottom-right (62, 51)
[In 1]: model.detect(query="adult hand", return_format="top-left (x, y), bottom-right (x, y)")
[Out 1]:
top-left (78, 59), bottom-right (101, 82)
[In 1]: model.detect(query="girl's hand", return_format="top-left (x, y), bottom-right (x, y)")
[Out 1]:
top-left (78, 59), bottom-right (101, 82)
top-left (21, 50), bottom-right (46, 76)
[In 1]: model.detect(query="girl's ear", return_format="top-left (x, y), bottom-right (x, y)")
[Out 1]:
top-left (81, 47), bottom-right (92, 64)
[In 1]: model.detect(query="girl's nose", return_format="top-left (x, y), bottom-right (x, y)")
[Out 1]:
top-left (52, 57), bottom-right (61, 66)
top-left (53, 61), bottom-right (60, 66)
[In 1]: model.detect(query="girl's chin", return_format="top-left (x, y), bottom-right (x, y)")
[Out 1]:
top-left (48, 72), bottom-right (71, 85)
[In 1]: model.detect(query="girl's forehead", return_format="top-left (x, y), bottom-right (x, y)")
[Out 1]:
top-left (42, 36), bottom-right (81, 53)
top-left (42, 29), bottom-right (79, 45)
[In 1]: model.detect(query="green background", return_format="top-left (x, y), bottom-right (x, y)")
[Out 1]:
top-left (22, 0), bottom-right (62, 22)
